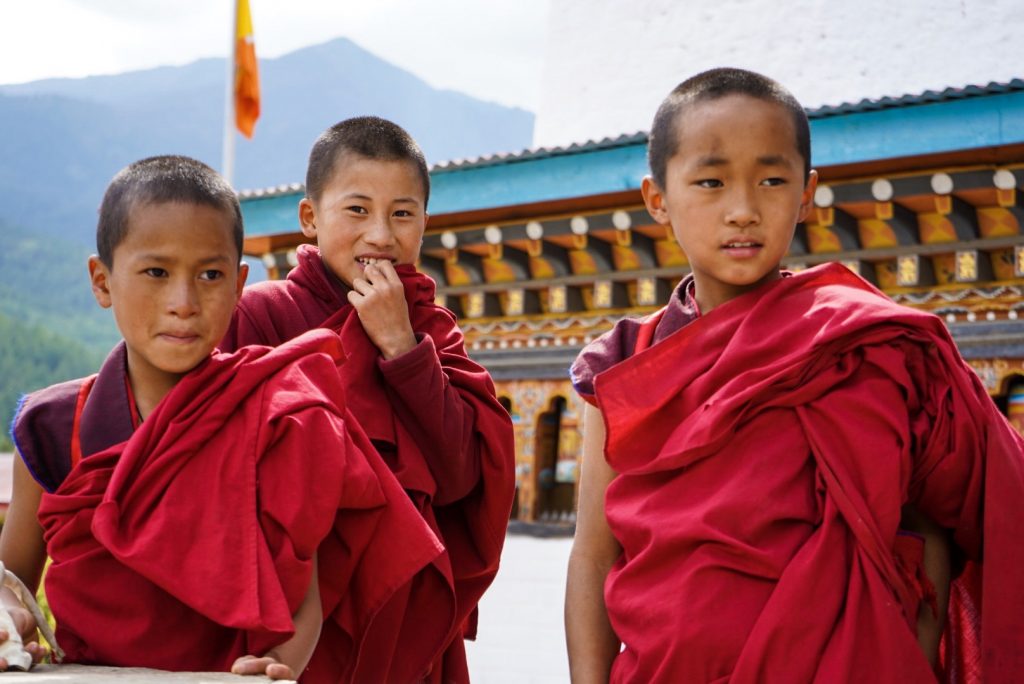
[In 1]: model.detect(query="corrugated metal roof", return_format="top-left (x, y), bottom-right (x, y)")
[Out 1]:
top-left (809, 78), bottom-right (1024, 117)
top-left (238, 79), bottom-right (1023, 198)
top-left (431, 131), bottom-right (648, 172)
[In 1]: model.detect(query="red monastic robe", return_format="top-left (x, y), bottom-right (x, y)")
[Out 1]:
top-left (222, 244), bottom-right (516, 682)
top-left (20, 330), bottom-right (454, 682)
top-left (583, 264), bottom-right (1024, 683)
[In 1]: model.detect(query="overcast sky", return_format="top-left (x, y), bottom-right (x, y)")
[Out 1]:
top-left (0, 0), bottom-right (550, 110)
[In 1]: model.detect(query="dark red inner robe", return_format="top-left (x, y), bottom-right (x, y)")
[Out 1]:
top-left (18, 330), bottom-right (454, 682)
top-left (221, 244), bottom-right (516, 682)
top-left (587, 264), bottom-right (1023, 683)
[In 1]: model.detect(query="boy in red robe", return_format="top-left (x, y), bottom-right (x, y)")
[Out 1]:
top-left (0, 156), bottom-right (452, 682)
top-left (566, 68), bottom-right (1024, 683)
top-left (220, 116), bottom-right (516, 683)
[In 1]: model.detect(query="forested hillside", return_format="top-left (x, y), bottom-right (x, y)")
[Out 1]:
top-left (0, 312), bottom-right (104, 450)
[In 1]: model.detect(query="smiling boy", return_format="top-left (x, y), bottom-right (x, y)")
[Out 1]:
top-left (222, 116), bottom-right (515, 682)
top-left (566, 69), bottom-right (1024, 683)
top-left (0, 156), bottom-right (447, 682)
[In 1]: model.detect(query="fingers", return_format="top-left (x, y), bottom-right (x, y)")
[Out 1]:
top-left (266, 662), bottom-right (297, 680)
top-left (356, 259), bottom-right (401, 290)
top-left (0, 627), bottom-right (45, 670)
top-left (363, 258), bottom-right (399, 280)
top-left (231, 655), bottom-right (276, 675)
top-left (349, 262), bottom-right (404, 303)
top-left (5, 606), bottom-right (37, 640)
top-left (231, 654), bottom-right (295, 680)
top-left (25, 641), bottom-right (48, 664)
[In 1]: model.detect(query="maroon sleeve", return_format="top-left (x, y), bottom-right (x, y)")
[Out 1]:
top-left (221, 298), bottom-right (274, 352)
top-left (570, 317), bottom-right (643, 405)
top-left (10, 378), bottom-right (85, 492)
top-left (379, 334), bottom-right (480, 506)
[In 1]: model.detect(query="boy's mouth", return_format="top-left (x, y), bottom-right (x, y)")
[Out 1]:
top-left (158, 331), bottom-right (200, 344)
top-left (356, 256), bottom-right (397, 266)
top-left (721, 239), bottom-right (763, 257)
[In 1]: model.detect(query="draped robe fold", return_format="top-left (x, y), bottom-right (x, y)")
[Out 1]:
top-left (221, 244), bottom-right (516, 681)
top-left (14, 330), bottom-right (453, 682)
top-left (583, 264), bottom-right (1023, 683)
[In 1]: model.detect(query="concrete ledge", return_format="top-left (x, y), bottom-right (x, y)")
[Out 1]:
top-left (5, 664), bottom-right (283, 682)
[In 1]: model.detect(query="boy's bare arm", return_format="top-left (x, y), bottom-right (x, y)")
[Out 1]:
top-left (900, 504), bottom-right (951, 668)
top-left (566, 404), bottom-right (622, 683)
top-left (0, 453), bottom-right (50, 669)
top-left (232, 556), bottom-right (322, 680)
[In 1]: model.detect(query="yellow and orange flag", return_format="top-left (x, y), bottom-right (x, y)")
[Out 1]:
top-left (234, 0), bottom-right (260, 138)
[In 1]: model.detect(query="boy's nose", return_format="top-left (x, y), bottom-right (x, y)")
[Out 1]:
top-left (166, 280), bottom-right (200, 317)
top-left (364, 216), bottom-right (397, 247)
top-left (725, 190), bottom-right (760, 227)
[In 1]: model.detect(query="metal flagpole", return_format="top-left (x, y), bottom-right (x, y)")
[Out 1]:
top-left (221, 0), bottom-right (237, 185)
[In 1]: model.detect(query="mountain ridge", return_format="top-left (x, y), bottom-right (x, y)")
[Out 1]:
top-left (0, 36), bottom-right (534, 246)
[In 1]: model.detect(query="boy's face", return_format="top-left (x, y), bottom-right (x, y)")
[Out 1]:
top-left (643, 94), bottom-right (817, 311)
top-left (89, 201), bottom-right (247, 390)
top-left (298, 155), bottom-right (427, 288)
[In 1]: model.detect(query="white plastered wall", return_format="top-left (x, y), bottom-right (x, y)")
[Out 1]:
top-left (533, 0), bottom-right (1023, 147)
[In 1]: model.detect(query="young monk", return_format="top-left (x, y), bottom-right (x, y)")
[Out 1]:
top-left (566, 68), bottom-right (1024, 683)
top-left (0, 155), bottom-right (451, 682)
top-left (220, 116), bottom-right (516, 682)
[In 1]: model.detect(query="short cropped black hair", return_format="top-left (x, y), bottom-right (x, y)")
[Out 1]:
top-left (648, 67), bottom-right (811, 189)
top-left (97, 155), bottom-right (243, 267)
top-left (305, 116), bottom-right (430, 208)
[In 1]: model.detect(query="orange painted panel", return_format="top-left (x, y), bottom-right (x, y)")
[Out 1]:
top-left (977, 207), bottom-right (1021, 238)
top-left (857, 219), bottom-right (898, 249)
top-left (445, 261), bottom-right (475, 286)
top-left (483, 258), bottom-right (518, 283)
top-left (991, 248), bottom-right (1016, 281)
top-left (931, 253), bottom-right (956, 285)
top-left (807, 224), bottom-right (842, 254)
top-left (917, 212), bottom-right (958, 244)
top-left (612, 244), bottom-right (642, 271)
top-left (654, 239), bottom-right (688, 267)
top-left (875, 259), bottom-right (899, 289)
top-left (529, 256), bottom-right (557, 280)
top-left (569, 249), bottom-right (599, 275)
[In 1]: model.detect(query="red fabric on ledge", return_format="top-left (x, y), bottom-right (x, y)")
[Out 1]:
top-left (37, 330), bottom-right (452, 683)
top-left (593, 264), bottom-right (1024, 683)
top-left (222, 245), bottom-right (516, 682)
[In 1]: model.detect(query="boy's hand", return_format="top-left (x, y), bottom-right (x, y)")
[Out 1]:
top-left (231, 653), bottom-right (296, 680)
top-left (347, 259), bottom-right (417, 359)
top-left (0, 606), bottom-right (46, 670)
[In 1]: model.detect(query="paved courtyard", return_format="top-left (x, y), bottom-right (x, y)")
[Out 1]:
top-left (466, 534), bottom-right (573, 683)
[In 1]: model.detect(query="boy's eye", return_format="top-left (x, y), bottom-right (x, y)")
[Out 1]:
top-left (347, 206), bottom-right (369, 215)
top-left (393, 209), bottom-right (413, 218)
top-left (761, 177), bottom-right (787, 187)
top-left (199, 270), bottom-right (224, 281)
top-left (144, 267), bottom-right (168, 278)
top-left (696, 179), bottom-right (723, 189)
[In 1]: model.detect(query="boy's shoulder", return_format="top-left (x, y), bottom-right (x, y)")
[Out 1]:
top-left (571, 277), bottom-right (697, 401)
top-left (11, 374), bottom-right (95, 493)
top-left (11, 342), bottom-right (133, 492)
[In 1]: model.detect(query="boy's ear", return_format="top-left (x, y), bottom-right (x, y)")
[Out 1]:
top-left (641, 176), bottom-right (671, 225)
top-left (88, 255), bottom-right (113, 309)
top-left (298, 198), bottom-right (318, 239)
top-left (235, 261), bottom-right (249, 298)
top-left (797, 170), bottom-right (819, 223)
